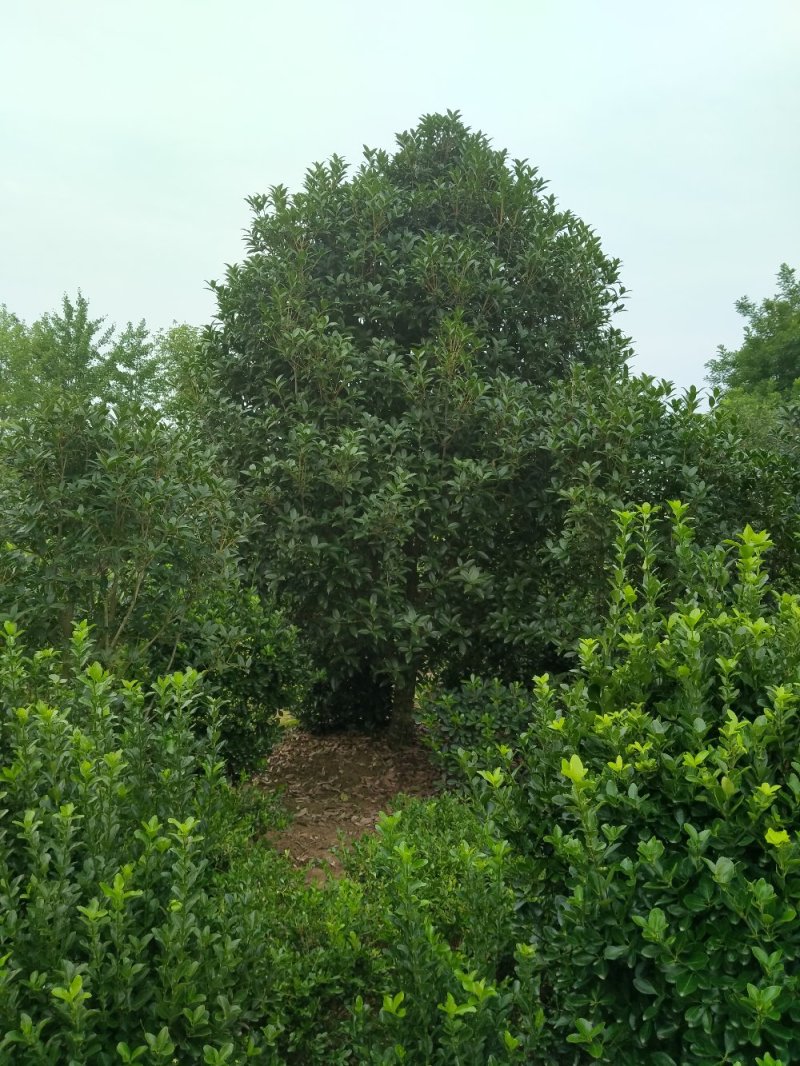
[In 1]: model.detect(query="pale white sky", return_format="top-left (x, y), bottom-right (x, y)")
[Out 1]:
top-left (2, 0), bottom-right (798, 390)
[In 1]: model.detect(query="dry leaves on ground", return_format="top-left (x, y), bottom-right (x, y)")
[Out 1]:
top-left (255, 727), bottom-right (440, 883)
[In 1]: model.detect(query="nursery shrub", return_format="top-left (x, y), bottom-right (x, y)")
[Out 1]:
top-left (418, 677), bottom-right (532, 778)
top-left (338, 804), bottom-right (531, 1065)
top-left (0, 622), bottom-right (537, 1065)
top-left (0, 621), bottom-right (275, 1063)
top-left (454, 504), bottom-right (800, 1062)
top-left (341, 793), bottom-right (516, 964)
top-left (154, 585), bottom-right (314, 774)
top-left (0, 396), bottom-right (312, 772)
top-left (528, 373), bottom-right (800, 665)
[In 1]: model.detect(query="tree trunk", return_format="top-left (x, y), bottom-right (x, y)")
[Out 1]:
top-left (388, 669), bottom-right (417, 746)
top-left (388, 534), bottom-right (421, 743)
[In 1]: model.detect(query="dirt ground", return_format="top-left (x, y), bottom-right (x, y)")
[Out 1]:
top-left (255, 727), bottom-right (441, 883)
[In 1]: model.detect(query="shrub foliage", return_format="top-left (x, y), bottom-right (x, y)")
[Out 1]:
top-left (427, 505), bottom-right (800, 1062)
top-left (0, 622), bottom-right (273, 1063)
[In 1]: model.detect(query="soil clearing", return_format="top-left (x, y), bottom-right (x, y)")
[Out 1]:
top-left (256, 726), bottom-right (441, 883)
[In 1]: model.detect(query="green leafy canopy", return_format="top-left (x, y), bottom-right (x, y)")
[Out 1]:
top-left (707, 264), bottom-right (800, 398)
top-left (201, 110), bottom-right (631, 730)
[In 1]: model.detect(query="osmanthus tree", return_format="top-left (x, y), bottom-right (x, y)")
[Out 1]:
top-left (201, 111), bottom-right (631, 732)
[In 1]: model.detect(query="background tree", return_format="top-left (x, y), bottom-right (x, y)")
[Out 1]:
top-left (0, 292), bottom-right (173, 413)
top-left (707, 263), bottom-right (800, 396)
top-left (201, 111), bottom-right (631, 732)
top-left (704, 264), bottom-right (800, 451)
top-left (0, 294), bottom-right (310, 770)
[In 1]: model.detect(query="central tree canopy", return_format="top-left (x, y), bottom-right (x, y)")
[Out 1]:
top-left (202, 111), bottom-right (632, 730)
top-left (214, 110), bottom-right (628, 400)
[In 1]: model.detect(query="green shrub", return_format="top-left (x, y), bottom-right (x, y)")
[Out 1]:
top-left (418, 677), bottom-right (532, 779)
top-left (454, 504), bottom-right (800, 1062)
top-left (339, 804), bottom-right (531, 1065)
top-left (219, 792), bottom-right (537, 1064)
top-left (0, 399), bottom-right (243, 665)
top-left (529, 373), bottom-right (800, 665)
top-left (0, 621), bottom-right (276, 1064)
top-left (342, 794), bottom-right (516, 961)
top-left (160, 585), bottom-right (314, 774)
top-left (0, 622), bottom-right (537, 1065)
top-left (0, 396), bottom-right (313, 772)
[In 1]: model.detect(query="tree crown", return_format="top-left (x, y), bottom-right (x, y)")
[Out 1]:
top-left (707, 263), bottom-right (800, 396)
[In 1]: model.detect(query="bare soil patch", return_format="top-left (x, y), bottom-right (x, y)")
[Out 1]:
top-left (255, 727), bottom-right (440, 883)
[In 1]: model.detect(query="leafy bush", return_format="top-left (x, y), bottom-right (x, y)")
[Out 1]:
top-left (0, 395), bottom-right (312, 771)
top-left (0, 621), bottom-right (278, 1063)
top-left (418, 677), bottom-right (532, 779)
top-left (0, 398), bottom-right (241, 664)
top-left (430, 371), bottom-right (800, 689)
top-left (215, 790), bottom-right (537, 1065)
top-left (337, 801), bottom-right (532, 1065)
top-left (0, 632), bottom-right (534, 1065)
top-left (11, 492), bottom-right (800, 1063)
top-left (341, 794), bottom-right (514, 961)
top-left (159, 585), bottom-right (314, 774)
top-left (450, 504), bottom-right (800, 1062)
top-left (528, 372), bottom-right (800, 666)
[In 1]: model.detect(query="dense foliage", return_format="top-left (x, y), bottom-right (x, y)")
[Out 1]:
top-left (0, 625), bottom-right (532, 1064)
top-left (4, 115), bottom-right (800, 1065)
top-left (707, 264), bottom-right (800, 397)
top-left (424, 505), bottom-right (800, 1062)
top-left (398, 368), bottom-right (800, 687)
top-left (199, 110), bottom-right (630, 730)
top-left (524, 372), bottom-right (800, 668)
top-left (0, 623), bottom-right (271, 1062)
top-left (0, 297), bottom-right (310, 772)
top-left (6, 509), bottom-right (800, 1063)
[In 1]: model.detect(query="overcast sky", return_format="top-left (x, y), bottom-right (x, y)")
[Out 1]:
top-left (2, 0), bottom-right (798, 391)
